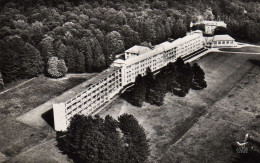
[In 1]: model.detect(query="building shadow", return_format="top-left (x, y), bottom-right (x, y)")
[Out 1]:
top-left (41, 109), bottom-right (54, 129)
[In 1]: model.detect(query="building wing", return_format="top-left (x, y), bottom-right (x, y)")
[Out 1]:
top-left (125, 45), bottom-right (151, 55)
top-left (213, 35), bottom-right (235, 41)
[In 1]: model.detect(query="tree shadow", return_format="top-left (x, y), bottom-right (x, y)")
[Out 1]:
top-left (121, 90), bottom-right (141, 107)
top-left (249, 59), bottom-right (260, 67)
top-left (41, 108), bottom-right (54, 129)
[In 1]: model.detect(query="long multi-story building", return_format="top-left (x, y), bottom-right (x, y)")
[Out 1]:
top-left (53, 30), bottom-right (206, 131)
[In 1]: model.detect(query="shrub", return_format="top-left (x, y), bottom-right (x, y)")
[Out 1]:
top-left (47, 57), bottom-right (68, 78)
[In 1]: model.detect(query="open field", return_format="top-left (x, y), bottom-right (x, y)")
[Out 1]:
top-left (0, 74), bottom-right (96, 161)
top-left (161, 61), bottom-right (260, 162)
top-left (0, 78), bottom-right (31, 94)
top-left (99, 52), bottom-right (260, 162)
top-left (8, 139), bottom-right (73, 163)
top-left (220, 46), bottom-right (260, 53)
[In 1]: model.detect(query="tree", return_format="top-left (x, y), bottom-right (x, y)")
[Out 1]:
top-left (203, 8), bottom-right (215, 20)
top-left (175, 62), bottom-right (193, 96)
top-left (120, 25), bottom-right (141, 49)
top-left (64, 46), bottom-right (76, 73)
top-left (20, 43), bottom-right (44, 78)
top-left (214, 26), bottom-right (228, 35)
top-left (144, 67), bottom-right (154, 99)
top-left (27, 21), bottom-right (44, 45)
top-left (191, 63), bottom-right (207, 90)
top-left (75, 51), bottom-right (85, 73)
top-left (57, 59), bottom-right (68, 76)
top-left (141, 19), bottom-right (156, 43)
top-left (84, 43), bottom-right (94, 72)
top-left (118, 113), bottom-right (150, 162)
top-left (192, 24), bottom-right (205, 32)
top-left (101, 115), bottom-right (124, 162)
top-left (54, 40), bottom-right (67, 59)
top-left (91, 38), bottom-right (106, 71)
top-left (129, 75), bottom-right (147, 107)
top-left (78, 37), bottom-right (94, 72)
top-left (39, 36), bottom-right (55, 65)
top-left (165, 17), bottom-right (173, 38)
top-left (0, 37), bottom-right (22, 83)
top-left (47, 57), bottom-right (67, 78)
top-left (175, 57), bottom-right (185, 70)
top-left (105, 31), bottom-right (124, 66)
top-left (146, 73), bottom-right (166, 106)
top-left (173, 58), bottom-right (194, 96)
top-left (164, 63), bottom-right (180, 94)
top-left (172, 19), bottom-right (187, 39)
top-left (155, 22), bottom-right (167, 44)
top-left (64, 46), bottom-right (86, 73)
top-left (56, 114), bottom-right (149, 163)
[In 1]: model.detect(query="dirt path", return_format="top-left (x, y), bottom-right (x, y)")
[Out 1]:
top-left (0, 77), bottom-right (36, 95)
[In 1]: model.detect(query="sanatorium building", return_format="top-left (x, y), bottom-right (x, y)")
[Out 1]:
top-left (53, 30), bottom-right (226, 131)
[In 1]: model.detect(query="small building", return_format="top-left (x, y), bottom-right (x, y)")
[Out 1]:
top-left (211, 35), bottom-right (237, 47)
top-left (191, 20), bottom-right (227, 35)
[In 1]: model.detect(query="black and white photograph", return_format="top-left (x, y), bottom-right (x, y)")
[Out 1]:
top-left (0, 0), bottom-right (260, 162)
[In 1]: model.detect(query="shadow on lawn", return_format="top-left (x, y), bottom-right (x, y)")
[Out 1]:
top-left (249, 59), bottom-right (260, 67)
top-left (41, 109), bottom-right (54, 129)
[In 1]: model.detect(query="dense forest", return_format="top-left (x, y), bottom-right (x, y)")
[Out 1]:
top-left (1, 0), bottom-right (260, 85)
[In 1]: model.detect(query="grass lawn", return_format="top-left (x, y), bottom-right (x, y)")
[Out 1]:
top-left (0, 74), bottom-right (96, 159)
top-left (8, 139), bottom-right (73, 163)
top-left (220, 46), bottom-right (260, 53)
top-left (162, 62), bottom-right (260, 162)
top-left (99, 52), bottom-right (260, 162)
top-left (0, 78), bottom-right (30, 93)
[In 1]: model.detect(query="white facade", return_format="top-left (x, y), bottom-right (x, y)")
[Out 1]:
top-left (53, 67), bottom-right (122, 131)
top-left (211, 35), bottom-right (237, 47)
top-left (53, 30), bottom-right (206, 131)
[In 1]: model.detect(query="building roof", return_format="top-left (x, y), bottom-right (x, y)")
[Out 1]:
top-left (125, 45), bottom-right (151, 54)
top-left (203, 20), bottom-right (226, 26)
top-left (193, 20), bottom-right (227, 27)
top-left (213, 35), bottom-right (235, 41)
top-left (154, 41), bottom-right (172, 51)
top-left (53, 67), bottom-right (120, 103)
top-left (113, 59), bottom-right (125, 63)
